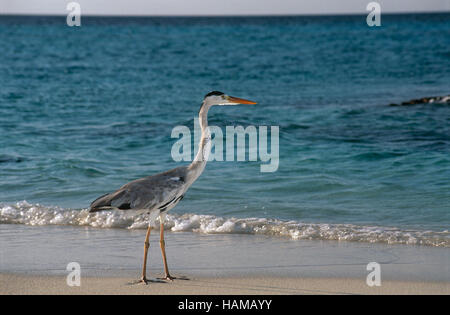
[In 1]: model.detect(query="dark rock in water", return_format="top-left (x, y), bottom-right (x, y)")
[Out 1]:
top-left (389, 95), bottom-right (450, 106)
top-left (0, 155), bottom-right (26, 163)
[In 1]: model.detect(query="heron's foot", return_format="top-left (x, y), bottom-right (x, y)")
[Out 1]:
top-left (128, 277), bottom-right (167, 285)
top-left (158, 274), bottom-right (190, 282)
top-left (158, 274), bottom-right (175, 282)
top-left (127, 278), bottom-right (148, 285)
top-left (139, 276), bottom-right (149, 285)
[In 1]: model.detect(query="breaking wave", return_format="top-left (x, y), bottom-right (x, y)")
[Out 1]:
top-left (1, 201), bottom-right (448, 247)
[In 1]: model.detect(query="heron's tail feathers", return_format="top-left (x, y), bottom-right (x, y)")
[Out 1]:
top-left (89, 188), bottom-right (133, 212)
top-left (89, 193), bottom-right (115, 212)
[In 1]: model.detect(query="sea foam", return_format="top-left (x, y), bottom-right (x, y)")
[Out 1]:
top-left (1, 201), bottom-right (448, 247)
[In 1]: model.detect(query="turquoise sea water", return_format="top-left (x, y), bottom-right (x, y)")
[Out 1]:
top-left (0, 14), bottom-right (449, 246)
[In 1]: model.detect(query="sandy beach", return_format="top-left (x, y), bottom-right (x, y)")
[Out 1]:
top-left (1, 273), bottom-right (448, 295)
top-left (1, 225), bottom-right (449, 295)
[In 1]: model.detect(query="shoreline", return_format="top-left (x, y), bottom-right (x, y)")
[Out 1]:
top-left (2, 201), bottom-right (448, 247)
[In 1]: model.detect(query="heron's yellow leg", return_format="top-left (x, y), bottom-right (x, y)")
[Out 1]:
top-left (140, 225), bottom-right (151, 284)
top-left (159, 221), bottom-right (174, 280)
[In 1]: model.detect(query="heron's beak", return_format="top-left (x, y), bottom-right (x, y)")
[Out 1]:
top-left (227, 96), bottom-right (257, 105)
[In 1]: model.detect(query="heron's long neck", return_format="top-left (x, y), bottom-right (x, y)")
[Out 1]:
top-left (187, 104), bottom-right (211, 182)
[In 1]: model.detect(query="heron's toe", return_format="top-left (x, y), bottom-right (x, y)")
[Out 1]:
top-left (139, 277), bottom-right (149, 285)
top-left (158, 274), bottom-right (190, 282)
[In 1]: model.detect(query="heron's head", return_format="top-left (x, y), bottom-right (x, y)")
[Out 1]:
top-left (203, 91), bottom-right (257, 107)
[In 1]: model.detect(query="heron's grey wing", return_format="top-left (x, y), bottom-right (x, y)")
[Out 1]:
top-left (89, 167), bottom-right (187, 212)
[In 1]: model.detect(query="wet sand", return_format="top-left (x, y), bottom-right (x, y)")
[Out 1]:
top-left (1, 225), bottom-right (449, 295)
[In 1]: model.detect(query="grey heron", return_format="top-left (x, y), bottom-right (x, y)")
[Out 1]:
top-left (89, 91), bottom-right (257, 284)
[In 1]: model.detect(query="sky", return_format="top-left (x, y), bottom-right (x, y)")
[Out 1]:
top-left (1, 0), bottom-right (450, 16)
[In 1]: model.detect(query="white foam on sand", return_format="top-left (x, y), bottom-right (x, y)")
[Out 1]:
top-left (1, 201), bottom-right (449, 247)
